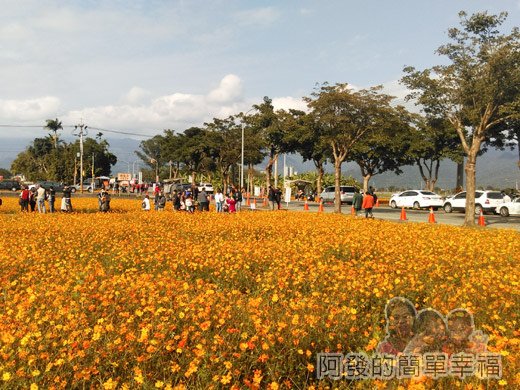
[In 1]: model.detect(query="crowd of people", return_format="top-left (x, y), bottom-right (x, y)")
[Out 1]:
top-left (11, 182), bottom-right (379, 216)
top-left (17, 184), bottom-right (62, 213)
top-left (142, 186), bottom-right (246, 213)
top-left (16, 185), bottom-right (112, 213)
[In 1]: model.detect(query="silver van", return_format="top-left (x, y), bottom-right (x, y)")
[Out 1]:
top-left (320, 186), bottom-right (356, 204)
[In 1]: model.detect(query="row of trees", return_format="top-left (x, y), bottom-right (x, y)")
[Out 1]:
top-left (11, 119), bottom-right (117, 182)
top-left (136, 11), bottom-right (519, 226)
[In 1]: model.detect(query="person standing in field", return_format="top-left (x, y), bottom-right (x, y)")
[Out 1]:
top-left (234, 187), bottom-right (243, 211)
top-left (157, 191), bottom-right (167, 211)
top-left (141, 194), bottom-right (151, 211)
top-left (268, 186), bottom-right (276, 211)
top-left (47, 186), bottom-right (56, 213)
top-left (171, 190), bottom-right (181, 211)
top-left (154, 187), bottom-right (160, 211)
top-left (36, 184), bottom-right (46, 213)
top-left (362, 191), bottom-right (375, 218)
top-left (20, 186), bottom-right (30, 212)
top-left (198, 187), bottom-right (209, 212)
top-left (214, 188), bottom-right (224, 212)
top-left (185, 194), bottom-right (194, 213)
top-left (226, 193), bottom-right (236, 213)
top-left (29, 187), bottom-right (37, 212)
top-left (275, 187), bottom-right (282, 210)
top-left (62, 185), bottom-right (73, 212)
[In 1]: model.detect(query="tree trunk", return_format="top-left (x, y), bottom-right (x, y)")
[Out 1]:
top-left (362, 174), bottom-right (372, 193)
top-left (456, 161), bottom-right (464, 191)
top-left (248, 163), bottom-right (254, 194)
top-left (334, 160), bottom-right (342, 213)
top-left (416, 159), bottom-right (429, 191)
top-left (265, 153), bottom-right (278, 189)
top-left (315, 162), bottom-right (324, 196)
top-left (464, 156), bottom-right (477, 226)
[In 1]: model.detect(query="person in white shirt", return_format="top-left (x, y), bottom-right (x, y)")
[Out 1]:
top-left (141, 195), bottom-right (151, 211)
top-left (36, 185), bottom-right (46, 213)
top-left (214, 188), bottom-right (224, 212)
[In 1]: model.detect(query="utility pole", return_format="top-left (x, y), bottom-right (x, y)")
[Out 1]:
top-left (73, 122), bottom-right (88, 193)
top-left (92, 154), bottom-right (95, 189)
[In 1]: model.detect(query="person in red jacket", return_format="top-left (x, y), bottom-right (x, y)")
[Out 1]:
top-left (362, 191), bottom-right (375, 218)
top-left (19, 186), bottom-right (30, 212)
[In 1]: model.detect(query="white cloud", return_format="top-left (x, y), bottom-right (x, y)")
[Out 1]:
top-left (63, 74), bottom-right (248, 133)
top-left (272, 97), bottom-right (308, 112)
top-left (0, 97), bottom-right (61, 121)
top-left (381, 80), bottom-right (420, 112)
top-left (207, 74), bottom-right (243, 103)
top-left (121, 87), bottom-right (152, 105)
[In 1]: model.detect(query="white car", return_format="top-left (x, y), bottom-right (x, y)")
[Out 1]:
top-left (389, 190), bottom-right (443, 210)
top-left (496, 197), bottom-right (520, 217)
top-left (198, 182), bottom-right (214, 194)
top-left (319, 186), bottom-right (357, 204)
top-left (443, 191), bottom-right (505, 215)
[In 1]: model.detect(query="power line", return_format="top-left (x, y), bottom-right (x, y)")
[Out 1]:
top-left (84, 126), bottom-right (153, 138)
top-left (0, 124), bottom-right (44, 128)
top-left (0, 123), bottom-right (154, 138)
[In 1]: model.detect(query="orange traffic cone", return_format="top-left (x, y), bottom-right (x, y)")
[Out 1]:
top-left (351, 206), bottom-right (356, 216)
top-left (376, 199), bottom-right (380, 207)
top-left (253, 197), bottom-right (257, 207)
top-left (428, 207), bottom-right (436, 223)
top-left (263, 197), bottom-right (268, 207)
top-left (246, 195), bottom-right (250, 206)
top-left (399, 207), bottom-right (407, 221)
top-left (304, 200), bottom-right (309, 211)
top-left (318, 201), bottom-right (324, 213)
top-left (478, 209), bottom-right (486, 226)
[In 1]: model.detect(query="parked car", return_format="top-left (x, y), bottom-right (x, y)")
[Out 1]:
top-left (319, 186), bottom-right (356, 204)
top-left (198, 182), bottom-right (214, 194)
top-left (0, 180), bottom-right (21, 191)
top-left (36, 181), bottom-right (67, 192)
top-left (389, 190), bottom-right (443, 210)
top-left (73, 181), bottom-right (94, 193)
top-left (496, 197), bottom-right (520, 217)
top-left (443, 191), bottom-right (505, 215)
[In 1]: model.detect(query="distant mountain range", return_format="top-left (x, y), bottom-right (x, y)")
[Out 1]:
top-left (1, 136), bottom-right (518, 190)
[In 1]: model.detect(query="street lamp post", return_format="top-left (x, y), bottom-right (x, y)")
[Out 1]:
top-left (132, 160), bottom-right (140, 178)
top-left (240, 108), bottom-right (256, 191)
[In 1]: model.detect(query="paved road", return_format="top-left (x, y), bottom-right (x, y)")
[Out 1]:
top-left (278, 201), bottom-right (520, 231)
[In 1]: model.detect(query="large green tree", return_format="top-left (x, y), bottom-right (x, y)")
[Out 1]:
top-left (407, 116), bottom-right (463, 191)
top-left (402, 11), bottom-right (520, 225)
top-left (250, 97), bottom-right (292, 188)
top-left (205, 116), bottom-right (242, 192)
top-left (11, 136), bottom-right (117, 182)
top-left (349, 105), bottom-right (414, 192)
top-left (306, 83), bottom-right (394, 213)
top-left (238, 109), bottom-right (267, 192)
top-left (285, 110), bottom-right (329, 195)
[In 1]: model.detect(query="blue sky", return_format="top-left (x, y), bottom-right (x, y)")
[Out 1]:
top-left (1, 0), bottom-right (520, 138)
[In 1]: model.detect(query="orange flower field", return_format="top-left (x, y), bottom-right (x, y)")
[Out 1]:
top-left (0, 197), bottom-right (518, 389)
